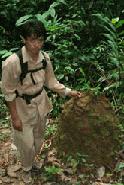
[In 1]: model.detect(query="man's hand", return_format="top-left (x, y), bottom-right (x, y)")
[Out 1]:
top-left (12, 117), bottom-right (23, 131)
top-left (68, 90), bottom-right (82, 98)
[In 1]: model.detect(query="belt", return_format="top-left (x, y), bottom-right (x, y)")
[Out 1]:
top-left (15, 87), bottom-right (44, 104)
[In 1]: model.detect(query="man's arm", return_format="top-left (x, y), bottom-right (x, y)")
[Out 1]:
top-left (2, 55), bottom-right (22, 131)
top-left (44, 53), bottom-right (82, 97)
top-left (6, 100), bottom-right (23, 131)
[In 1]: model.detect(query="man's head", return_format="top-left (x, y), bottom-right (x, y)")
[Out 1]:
top-left (19, 20), bottom-right (47, 54)
top-left (20, 19), bottom-right (47, 41)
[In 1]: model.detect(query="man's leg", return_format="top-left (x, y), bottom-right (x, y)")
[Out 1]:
top-left (14, 125), bottom-right (35, 183)
top-left (33, 115), bottom-right (47, 169)
top-left (33, 115), bottom-right (47, 155)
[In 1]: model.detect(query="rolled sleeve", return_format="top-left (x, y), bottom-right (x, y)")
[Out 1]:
top-left (64, 87), bottom-right (71, 96)
top-left (44, 53), bottom-right (71, 97)
top-left (2, 55), bottom-right (20, 101)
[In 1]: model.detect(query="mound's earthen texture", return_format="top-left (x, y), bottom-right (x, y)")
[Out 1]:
top-left (55, 92), bottom-right (121, 168)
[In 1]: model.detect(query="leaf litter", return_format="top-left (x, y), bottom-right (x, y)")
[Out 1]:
top-left (0, 96), bottom-right (123, 185)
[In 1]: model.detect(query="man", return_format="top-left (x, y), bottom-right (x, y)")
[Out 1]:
top-left (2, 19), bottom-right (81, 183)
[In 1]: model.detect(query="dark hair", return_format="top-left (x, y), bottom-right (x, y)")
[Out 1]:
top-left (19, 19), bottom-right (47, 40)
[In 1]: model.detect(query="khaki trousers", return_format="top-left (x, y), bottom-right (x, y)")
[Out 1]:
top-left (13, 112), bottom-right (47, 171)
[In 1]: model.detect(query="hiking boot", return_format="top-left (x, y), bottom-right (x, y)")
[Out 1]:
top-left (32, 160), bottom-right (43, 174)
top-left (22, 170), bottom-right (32, 184)
top-left (33, 160), bottom-right (43, 170)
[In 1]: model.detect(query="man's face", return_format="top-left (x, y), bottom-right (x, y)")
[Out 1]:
top-left (24, 35), bottom-right (44, 55)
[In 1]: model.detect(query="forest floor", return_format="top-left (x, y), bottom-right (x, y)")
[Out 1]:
top-left (0, 118), bottom-right (123, 185)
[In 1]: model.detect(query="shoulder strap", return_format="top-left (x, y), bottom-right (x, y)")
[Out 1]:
top-left (16, 49), bottom-right (28, 85)
top-left (41, 51), bottom-right (47, 69)
top-left (16, 50), bottom-right (47, 85)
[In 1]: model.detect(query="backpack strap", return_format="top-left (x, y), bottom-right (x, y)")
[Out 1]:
top-left (16, 49), bottom-right (47, 85)
top-left (15, 50), bottom-right (48, 104)
top-left (16, 49), bottom-right (28, 85)
top-left (41, 51), bottom-right (47, 69)
top-left (15, 87), bottom-right (44, 104)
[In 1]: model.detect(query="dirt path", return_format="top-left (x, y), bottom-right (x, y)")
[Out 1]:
top-left (0, 122), bottom-right (122, 185)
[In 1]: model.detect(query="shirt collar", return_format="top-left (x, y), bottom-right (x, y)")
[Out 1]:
top-left (22, 46), bottom-right (44, 64)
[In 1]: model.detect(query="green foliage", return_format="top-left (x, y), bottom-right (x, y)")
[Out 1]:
top-left (0, 112), bottom-right (10, 141)
top-left (0, 91), bottom-right (10, 133)
top-left (115, 162), bottom-right (124, 172)
top-left (63, 152), bottom-right (92, 171)
top-left (0, 50), bottom-right (12, 59)
top-left (45, 123), bottom-right (57, 138)
top-left (48, 11), bottom-right (120, 114)
top-left (44, 165), bottom-right (62, 180)
top-left (0, 0), bottom-right (123, 118)
top-left (16, 2), bottom-right (66, 27)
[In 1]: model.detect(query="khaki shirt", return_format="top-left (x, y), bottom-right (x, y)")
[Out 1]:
top-left (2, 46), bottom-right (71, 122)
